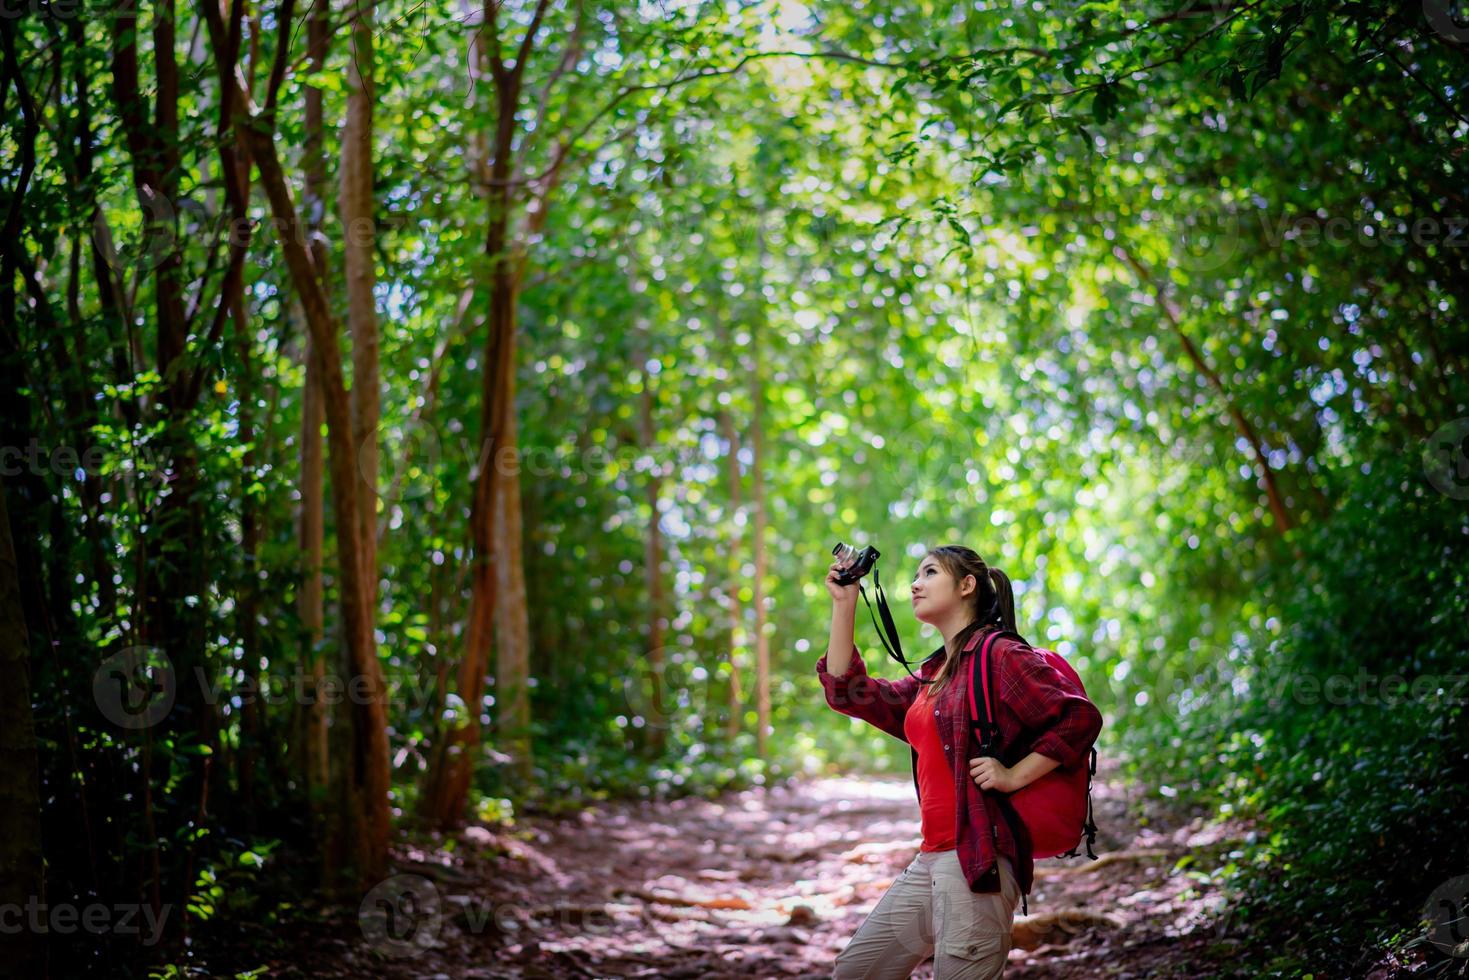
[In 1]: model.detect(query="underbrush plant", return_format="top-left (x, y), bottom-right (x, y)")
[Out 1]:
top-left (1147, 450), bottom-right (1469, 975)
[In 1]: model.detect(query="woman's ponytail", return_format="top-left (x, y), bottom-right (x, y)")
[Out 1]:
top-left (988, 567), bottom-right (1017, 633)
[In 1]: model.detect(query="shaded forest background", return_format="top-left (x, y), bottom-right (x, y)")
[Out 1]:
top-left (1, 0), bottom-right (1466, 976)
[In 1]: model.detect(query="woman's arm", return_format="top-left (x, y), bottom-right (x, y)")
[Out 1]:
top-left (823, 592), bottom-right (859, 677)
top-left (816, 644), bottom-right (921, 743)
top-left (971, 749), bottom-right (1062, 793)
top-left (815, 595), bottom-right (920, 742)
top-left (816, 559), bottom-right (921, 741)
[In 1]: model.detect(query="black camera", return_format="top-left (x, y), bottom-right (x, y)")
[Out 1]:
top-left (830, 540), bottom-right (922, 678)
top-left (831, 542), bottom-right (881, 585)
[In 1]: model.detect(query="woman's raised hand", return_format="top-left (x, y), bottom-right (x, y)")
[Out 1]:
top-left (825, 560), bottom-right (859, 605)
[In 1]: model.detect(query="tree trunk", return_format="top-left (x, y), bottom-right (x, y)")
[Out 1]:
top-left (234, 269), bottom-right (262, 832)
top-left (636, 312), bottom-right (667, 755)
top-left (751, 391), bottom-right (771, 759)
top-left (750, 226), bottom-right (771, 760)
top-left (422, 0), bottom-right (564, 824)
top-left (299, 0), bottom-right (333, 879)
top-left (491, 370), bottom-right (534, 780)
top-left (717, 298), bottom-right (745, 741)
top-left (419, 23), bottom-right (498, 826)
top-left (111, 0), bottom-right (217, 907)
top-left (336, 0), bottom-right (383, 884)
top-left (0, 477), bottom-right (45, 979)
top-left (719, 408), bottom-right (746, 740)
top-left (227, 26), bottom-right (262, 831)
top-left (203, 8), bottom-right (392, 881)
top-left (299, 311), bottom-right (331, 844)
top-left (343, 0), bottom-right (380, 609)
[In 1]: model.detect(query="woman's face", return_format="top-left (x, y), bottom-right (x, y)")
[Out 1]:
top-left (910, 554), bottom-right (974, 624)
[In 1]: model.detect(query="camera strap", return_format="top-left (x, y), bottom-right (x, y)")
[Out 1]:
top-left (858, 564), bottom-right (922, 679)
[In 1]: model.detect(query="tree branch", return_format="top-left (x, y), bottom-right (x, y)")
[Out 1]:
top-left (1113, 243), bottom-right (1296, 536)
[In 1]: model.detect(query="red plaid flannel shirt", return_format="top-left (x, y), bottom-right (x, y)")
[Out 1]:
top-left (816, 628), bottom-right (1103, 900)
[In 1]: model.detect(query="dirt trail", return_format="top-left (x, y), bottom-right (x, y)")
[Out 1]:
top-left (318, 756), bottom-right (1252, 978)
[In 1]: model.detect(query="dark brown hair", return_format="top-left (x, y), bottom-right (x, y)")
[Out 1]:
top-left (919, 546), bottom-right (1018, 699)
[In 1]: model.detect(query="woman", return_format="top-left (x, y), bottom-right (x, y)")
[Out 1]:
top-left (817, 545), bottom-right (1103, 979)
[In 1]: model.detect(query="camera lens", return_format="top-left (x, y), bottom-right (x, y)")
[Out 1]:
top-left (832, 542), bottom-right (857, 565)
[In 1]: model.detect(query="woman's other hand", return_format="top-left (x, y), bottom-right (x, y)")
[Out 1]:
top-left (825, 560), bottom-right (858, 605)
top-left (969, 755), bottom-right (1021, 793)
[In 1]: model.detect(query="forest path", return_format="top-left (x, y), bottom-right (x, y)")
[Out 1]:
top-left (327, 756), bottom-right (1250, 978)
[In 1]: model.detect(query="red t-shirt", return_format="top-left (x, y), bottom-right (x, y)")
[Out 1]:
top-left (903, 680), bottom-right (958, 852)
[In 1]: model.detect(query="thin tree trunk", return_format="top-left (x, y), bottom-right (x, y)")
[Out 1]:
top-left (299, 304), bottom-right (330, 837)
top-left (461, 0), bottom-right (551, 798)
top-left (751, 221), bottom-right (771, 760)
top-left (234, 276), bottom-right (262, 831)
top-left (337, 1), bottom-right (384, 883)
top-left (202, 2), bottom-right (392, 884)
top-left (343, 0), bottom-right (379, 609)
top-left (299, 0), bottom-right (333, 878)
top-left (110, 0), bottom-right (218, 918)
top-left (423, 0), bottom-right (563, 824)
top-left (0, 476), bottom-right (45, 979)
top-left (419, 21), bottom-right (498, 826)
top-left (717, 288), bottom-right (745, 741)
top-left (228, 19), bottom-right (263, 834)
top-left (635, 309), bottom-right (667, 755)
top-left (719, 408), bottom-right (746, 740)
top-left (491, 369), bottom-right (534, 779)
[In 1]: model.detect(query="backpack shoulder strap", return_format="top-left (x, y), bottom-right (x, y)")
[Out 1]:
top-left (965, 628), bottom-right (1020, 751)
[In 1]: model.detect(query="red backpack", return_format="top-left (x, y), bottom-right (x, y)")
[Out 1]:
top-left (966, 628), bottom-right (1100, 862)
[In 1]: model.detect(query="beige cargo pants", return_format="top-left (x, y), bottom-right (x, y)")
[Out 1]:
top-left (832, 850), bottom-right (1019, 979)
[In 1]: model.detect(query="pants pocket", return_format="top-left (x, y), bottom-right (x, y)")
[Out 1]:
top-left (935, 923), bottom-right (1007, 980)
top-left (938, 930), bottom-right (1004, 960)
top-left (931, 855), bottom-right (1013, 975)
